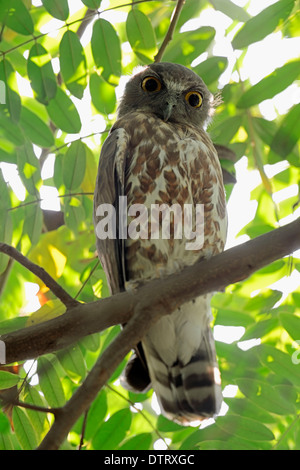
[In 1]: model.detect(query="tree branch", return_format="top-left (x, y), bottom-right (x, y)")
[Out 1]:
top-left (154, 0), bottom-right (186, 62)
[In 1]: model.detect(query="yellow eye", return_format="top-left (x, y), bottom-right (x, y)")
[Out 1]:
top-left (141, 76), bottom-right (162, 93)
top-left (185, 91), bottom-right (203, 108)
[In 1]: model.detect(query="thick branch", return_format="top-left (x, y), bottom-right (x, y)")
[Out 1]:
top-left (2, 218), bottom-right (299, 365)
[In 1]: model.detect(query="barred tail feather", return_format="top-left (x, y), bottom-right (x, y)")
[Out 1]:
top-left (142, 323), bottom-right (222, 424)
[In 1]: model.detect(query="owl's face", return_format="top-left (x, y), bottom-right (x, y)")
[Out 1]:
top-left (117, 62), bottom-right (217, 128)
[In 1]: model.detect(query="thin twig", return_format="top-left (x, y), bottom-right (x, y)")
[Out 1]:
top-left (0, 243), bottom-right (78, 309)
top-left (154, 0), bottom-right (186, 62)
top-left (13, 400), bottom-right (60, 416)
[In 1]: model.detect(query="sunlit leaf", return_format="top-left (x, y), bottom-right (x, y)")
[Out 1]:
top-left (258, 344), bottom-right (300, 387)
top-left (0, 0), bottom-right (34, 36)
top-left (81, 0), bottom-right (101, 7)
top-left (163, 27), bottom-right (215, 65)
top-left (210, 0), bottom-right (250, 22)
top-left (27, 43), bottom-right (57, 105)
top-left (232, 0), bottom-right (295, 49)
top-left (215, 414), bottom-right (275, 441)
top-left (37, 356), bottom-right (65, 408)
top-left (237, 60), bottom-right (300, 108)
top-left (0, 58), bottom-right (21, 122)
top-left (46, 88), bottom-right (81, 134)
top-left (59, 30), bottom-right (87, 99)
top-left (13, 407), bottom-right (38, 450)
top-left (91, 18), bottom-right (122, 82)
top-left (16, 142), bottom-right (41, 196)
top-left (0, 370), bottom-right (20, 389)
top-left (270, 103), bottom-right (300, 158)
top-left (56, 345), bottom-right (86, 383)
top-left (126, 9), bottom-right (157, 62)
top-left (62, 140), bottom-right (86, 190)
top-left (23, 201), bottom-right (43, 246)
top-left (89, 73), bottom-right (116, 115)
top-left (235, 378), bottom-right (296, 415)
top-left (20, 106), bottom-right (54, 147)
top-left (194, 56), bottom-right (228, 85)
top-left (279, 313), bottom-right (300, 342)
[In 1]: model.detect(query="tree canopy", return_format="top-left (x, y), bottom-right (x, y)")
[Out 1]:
top-left (0, 0), bottom-right (299, 451)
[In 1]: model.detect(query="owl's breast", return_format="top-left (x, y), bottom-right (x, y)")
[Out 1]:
top-left (113, 112), bottom-right (227, 282)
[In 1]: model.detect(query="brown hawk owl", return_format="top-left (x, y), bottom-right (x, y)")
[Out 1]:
top-left (94, 62), bottom-right (227, 424)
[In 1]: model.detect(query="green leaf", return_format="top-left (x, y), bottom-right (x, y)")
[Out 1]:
top-left (16, 142), bottom-right (41, 196)
top-left (62, 140), bottom-right (86, 190)
top-left (235, 378), bottom-right (296, 415)
top-left (215, 415), bottom-right (274, 441)
top-left (46, 88), bottom-right (81, 134)
top-left (194, 56), bottom-right (228, 85)
top-left (157, 415), bottom-right (184, 432)
top-left (163, 27), bottom-right (215, 66)
top-left (0, 210), bottom-right (12, 273)
top-left (232, 0), bottom-right (295, 49)
top-left (126, 9), bottom-right (157, 62)
top-left (20, 106), bottom-right (54, 147)
top-left (41, 0), bottom-right (69, 20)
top-left (27, 43), bottom-right (57, 105)
top-left (210, 0), bottom-right (251, 22)
top-left (59, 30), bottom-right (87, 99)
top-left (0, 370), bottom-right (20, 389)
top-left (0, 58), bottom-right (21, 122)
top-left (237, 60), bottom-right (300, 108)
top-left (37, 356), bottom-right (65, 408)
top-left (91, 18), bottom-right (122, 83)
top-left (84, 391), bottom-right (107, 440)
top-left (13, 407), bottom-right (38, 450)
top-left (23, 386), bottom-right (49, 437)
top-left (0, 0), bottom-right (34, 36)
top-left (0, 172), bottom-right (13, 273)
top-left (258, 344), bottom-right (300, 387)
top-left (0, 115), bottom-right (24, 146)
top-left (92, 408), bottom-right (131, 450)
top-left (63, 196), bottom-right (86, 233)
top-left (270, 103), bottom-right (300, 158)
top-left (90, 73), bottom-right (116, 115)
top-left (23, 201), bottom-right (43, 246)
top-left (279, 313), bottom-right (300, 342)
top-left (119, 433), bottom-right (152, 450)
top-left (82, 0), bottom-right (101, 7)
top-left (56, 345), bottom-right (86, 383)
top-left (210, 115), bottom-right (243, 144)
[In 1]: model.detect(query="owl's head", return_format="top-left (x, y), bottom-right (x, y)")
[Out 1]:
top-left (117, 62), bottom-right (219, 128)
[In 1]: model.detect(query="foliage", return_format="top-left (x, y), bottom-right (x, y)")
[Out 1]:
top-left (0, 0), bottom-right (299, 451)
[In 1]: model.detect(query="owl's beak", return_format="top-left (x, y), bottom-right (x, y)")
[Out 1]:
top-left (163, 99), bottom-right (176, 122)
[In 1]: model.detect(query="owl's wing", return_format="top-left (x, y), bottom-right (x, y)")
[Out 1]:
top-left (93, 128), bottom-right (128, 294)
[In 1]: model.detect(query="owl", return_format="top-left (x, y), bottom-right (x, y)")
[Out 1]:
top-left (94, 62), bottom-right (227, 424)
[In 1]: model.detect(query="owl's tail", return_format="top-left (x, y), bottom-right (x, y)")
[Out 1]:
top-left (142, 322), bottom-right (222, 424)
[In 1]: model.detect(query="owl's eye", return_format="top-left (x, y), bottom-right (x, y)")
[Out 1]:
top-left (185, 91), bottom-right (203, 108)
top-left (141, 76), bottom-right (162, 93)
